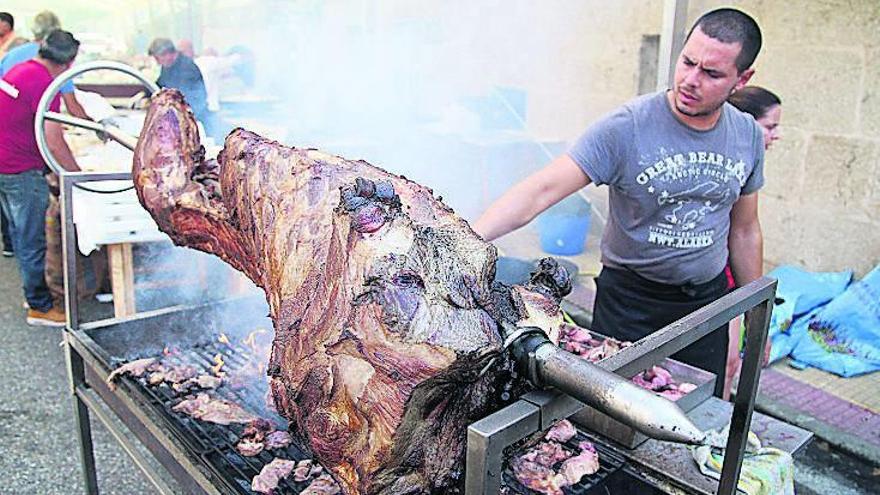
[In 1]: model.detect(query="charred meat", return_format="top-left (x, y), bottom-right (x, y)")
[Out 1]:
top-left (133, 89), bottom-right (572, 494)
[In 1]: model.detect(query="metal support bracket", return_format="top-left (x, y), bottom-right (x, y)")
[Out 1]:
top-left (464, 277), bottom-right (777, 495)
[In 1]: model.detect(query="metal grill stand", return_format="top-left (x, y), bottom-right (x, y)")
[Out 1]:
top-left (465, 277), bottom-right (778, 495)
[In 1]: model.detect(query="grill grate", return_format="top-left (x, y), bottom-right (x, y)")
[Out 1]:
top-left (114, 339), bottom-right (625, 494)
top-left (115, 339), bottom-right (318, 494)
top-left (502, 433), bottom-right (626, 495)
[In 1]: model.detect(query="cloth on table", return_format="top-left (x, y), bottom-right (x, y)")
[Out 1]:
top-left (692, 424), bottom-right (794, 495)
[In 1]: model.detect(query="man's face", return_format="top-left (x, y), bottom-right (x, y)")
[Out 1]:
top-left (0, 21), bottom-right (11, 37)
top-left (672, 27), bottom-right (753, 118)
top-left (153, 51), bottom-right (177, 68)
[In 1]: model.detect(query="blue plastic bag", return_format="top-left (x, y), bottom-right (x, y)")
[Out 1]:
top-left (788, 265), bottom-right (880, 377)
top-left (765, 266), bottom-right (852, 363)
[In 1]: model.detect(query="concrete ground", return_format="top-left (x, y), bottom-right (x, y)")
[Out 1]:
top-left (0, 253), bottom-right (877, 494)
top-left (0, 255), bottom-right (156, 494)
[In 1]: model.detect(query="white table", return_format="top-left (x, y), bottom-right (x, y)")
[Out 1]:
top-left (71, 180), bottom-right (168, 318)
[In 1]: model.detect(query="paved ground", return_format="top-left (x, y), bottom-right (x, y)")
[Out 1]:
top-left (0, 255), bottom-right (159, 494)
top-left (0, 252), bottom-right (877, 494)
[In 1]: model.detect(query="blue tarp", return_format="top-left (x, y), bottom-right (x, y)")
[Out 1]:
top-left (767, 264), bottom-right (880, 377)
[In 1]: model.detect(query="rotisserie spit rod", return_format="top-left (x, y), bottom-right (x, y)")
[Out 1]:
top-left (508, 325), bottom-right (706, 445)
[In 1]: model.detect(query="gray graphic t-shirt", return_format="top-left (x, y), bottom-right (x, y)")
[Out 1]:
top-left (568, 91), bottom-right (764, 285)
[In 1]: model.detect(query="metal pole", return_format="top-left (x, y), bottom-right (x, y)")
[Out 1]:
top-left (64, 333), bottom-right (100, 494)
top-left (656, 0), bottom-right (689, 91)
top-left (61, 173), bottom-right (79, 330)
top-left (718, 290), bottom-right (775, 494)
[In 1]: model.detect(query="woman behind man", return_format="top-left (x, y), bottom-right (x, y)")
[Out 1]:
top-left (723, 85), bottom-right (782, 398)
top-left (730, 86), bottom-right (782, 150)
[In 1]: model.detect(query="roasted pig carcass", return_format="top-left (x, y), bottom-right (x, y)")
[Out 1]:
top-left (133, 89), bottom-right (571, 494)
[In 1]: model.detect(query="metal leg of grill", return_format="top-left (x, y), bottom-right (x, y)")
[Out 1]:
top-left (65, 335), bottom-right (100, 494)
top-left (717, 296), bottom-right (773, 495)
top-left (465, 400), bottom-right (541, 495)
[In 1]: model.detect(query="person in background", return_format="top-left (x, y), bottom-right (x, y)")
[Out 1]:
top-left (177, 38), bottom-right (195, 58)
top-left (0, 12), bottom-right (16, 57)
top-left (473, 8), bottom-right (766, 398)
top-left (0, 12), bottom-right (16, 256)
top-left (0, 11), bottom-right (88, 120)
top-left (0, 30), bottom-right (81, 326)
top-left (721, 85), bottom-right (782, 398)
top-left (148, 38), bottom-right (214, 137)
top-left (730, 86), bottom-right (782, 150)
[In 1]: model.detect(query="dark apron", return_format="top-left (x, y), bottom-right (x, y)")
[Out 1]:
top-left (591, 266), bottom-right (730, 397)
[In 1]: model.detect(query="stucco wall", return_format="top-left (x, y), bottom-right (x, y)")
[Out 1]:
top-left (688, 1), bottom-right (880, 276)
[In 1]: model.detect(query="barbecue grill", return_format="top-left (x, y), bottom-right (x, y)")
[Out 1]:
top-left (44, 62), bottom-right (812, 495)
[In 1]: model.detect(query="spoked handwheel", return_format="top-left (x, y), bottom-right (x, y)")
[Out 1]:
top-left (34, 60), bottom-right (160, 179)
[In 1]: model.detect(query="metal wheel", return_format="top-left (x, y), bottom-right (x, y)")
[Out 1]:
top-left (34, 60), bottom-right (160, 177)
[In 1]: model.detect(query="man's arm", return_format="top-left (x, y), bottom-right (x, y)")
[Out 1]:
top-left (472, 154), bottom-right (591, 241)
top-left (61, 92), bottom-right (90, 120)
top-left (44, 121), bottom-right (80, 172)
top-left (728, 191), bottom-right (771, 363)
top-left (728, 191), bottom-right (763, 286)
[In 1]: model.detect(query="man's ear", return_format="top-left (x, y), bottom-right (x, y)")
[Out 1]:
top-left (735, 68), bottom-right (755, 92)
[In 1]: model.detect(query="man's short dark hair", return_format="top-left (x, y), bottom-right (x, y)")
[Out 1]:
top-left (148, 38), bottom-right (176, 56)
top-left (688, 8), bottom-right (762, 73)
top-left (38, 30), bottom-right (80, 65)
top-left (0, 12), bottom-right (13, 29)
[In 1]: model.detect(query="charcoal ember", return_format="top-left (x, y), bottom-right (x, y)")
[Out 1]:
top-left (264, 430), bottom-right (292, 450)
top-left (133, 89), bottom-right (576, 494)
top-left (251, 458), bottom-right (296, 494)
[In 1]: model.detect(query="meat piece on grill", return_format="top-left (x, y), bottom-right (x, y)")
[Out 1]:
top-left (237, 437), bottom-right (264, 457)
top-left (511, 439), bottom-right (600, 495)
top-left (252, 458), bottom-right (296, 494)
top-left (544, 419), bottom-right (576, 443)
top-left (133, 89), bottom-right (573, 494)
top-left (172, 393), bottom-right (256, 425)
top-left (558, 441), bottom-right (599, 485)
top-left (107, 358), bottom-right (157, 389)
top-left (302, 473), bottom-right (342, 495)
top-left (631, 366), bottom-right (697, 401)
top-left (265, 430), bottom-right (292, 450)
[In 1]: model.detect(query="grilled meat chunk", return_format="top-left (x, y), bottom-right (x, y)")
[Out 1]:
top-left (172, 393), bottom-right (256, 425)
top-left (252, 458), bottom-right (296, 494)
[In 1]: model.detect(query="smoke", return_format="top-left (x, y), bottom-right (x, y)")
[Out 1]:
top-left (198, 1), bottom-right (588, 222)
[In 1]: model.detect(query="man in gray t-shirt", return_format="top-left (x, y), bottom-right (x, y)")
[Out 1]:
top-left (569, 90), bottom-right (764, 286)
top-left (474, 8), bottom-right (767, 393)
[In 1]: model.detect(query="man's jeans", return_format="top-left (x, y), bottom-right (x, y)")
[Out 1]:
top-left (0, 170), bottom-right (52, 311)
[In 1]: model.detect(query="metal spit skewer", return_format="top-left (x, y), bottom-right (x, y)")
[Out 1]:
top-left (505, 322), bottom-right (706, 445)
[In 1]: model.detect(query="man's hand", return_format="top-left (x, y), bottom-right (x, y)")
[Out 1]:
top-left (473, 154), bottom-right (591, 241)
top-left (61, 92), bottom-right (90, 120)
